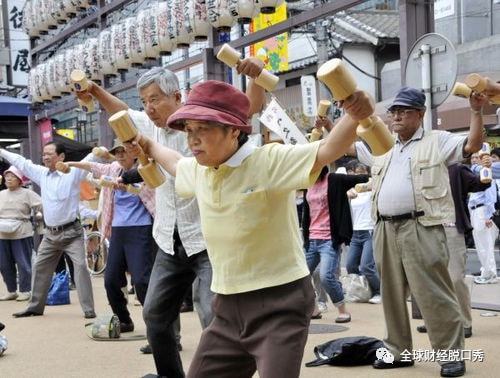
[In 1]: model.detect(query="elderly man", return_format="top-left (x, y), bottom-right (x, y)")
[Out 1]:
top-left (77, 60), bottom-right (265, 378)
top-left (0, 143), bottom-right (96, 319)
top-left (340, 87), bottom-right (486, 377)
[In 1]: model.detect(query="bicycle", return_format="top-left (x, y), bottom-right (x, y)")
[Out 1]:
top-left (84, 223), bottom-right (108, 275)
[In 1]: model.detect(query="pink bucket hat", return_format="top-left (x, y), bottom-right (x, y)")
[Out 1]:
top-left (167, 80), bottom-right (252, 134)
top-left (4, 166), bottom-right (28, 184)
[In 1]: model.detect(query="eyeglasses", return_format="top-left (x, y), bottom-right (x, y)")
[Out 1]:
top-left (386, 108), bottom-right (418, 118)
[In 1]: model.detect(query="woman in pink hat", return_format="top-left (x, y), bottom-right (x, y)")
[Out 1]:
top-left (125, 80), bottom-right (374, 378)
top-left (0, 166), bottom-right (41, 301)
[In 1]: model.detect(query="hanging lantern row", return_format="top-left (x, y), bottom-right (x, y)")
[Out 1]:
top-left (23, 0), bottom-right (95, 37)
top-left (28, 0), bottom-right (285, 103)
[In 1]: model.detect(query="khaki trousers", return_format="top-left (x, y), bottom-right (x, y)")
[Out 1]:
top-left (373, 219), bottom-right (464, 361)
top-left (444, 226), bottom-right (472, 328)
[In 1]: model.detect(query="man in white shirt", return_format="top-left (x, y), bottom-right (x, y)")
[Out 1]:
top-left (77, 60), bottom-right (265, 377)
top-left (0, 143), bottom-right (96, 319)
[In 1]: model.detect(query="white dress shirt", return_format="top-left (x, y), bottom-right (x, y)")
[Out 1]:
top-left (0, 149), bottom-right (89, 227)
top-left (128, 109), bottom-right (206, 256)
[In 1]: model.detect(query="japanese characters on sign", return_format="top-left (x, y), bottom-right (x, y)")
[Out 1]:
top-left (300, 75), bottom-right (317, 117)
top-left (8, 0), bottom-right (30, 86)
top-left (260, 98), bottom-right (308, 145)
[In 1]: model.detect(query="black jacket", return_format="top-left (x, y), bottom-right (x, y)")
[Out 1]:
top-left (302, 173), bottom-right (369, 249)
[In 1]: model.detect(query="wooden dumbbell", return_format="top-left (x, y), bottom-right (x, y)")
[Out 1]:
top-left (309, 100), bottom-right (332, 142)
top-left (216, 44), bottom-right (279, 92)
top-left (108, 110), bottom-right (165, 189)
top-left (355, 179), bottom-right (372, 193)
top-left (55, 161), bottom-right (71, 173)
top-left (70, 69), bottom-right (95, 112)
top-left (478, 142), bottom-right (492, 184)
top-left (452, 82), bottom-right (472, 99)
top-left (317, 59), bottom-right (394, 156)
top-left (92, 147), bottom-right (115, 161)
top-left (465, 73), bottom-right (500, 105)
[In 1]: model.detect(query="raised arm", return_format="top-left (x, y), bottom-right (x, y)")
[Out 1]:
top-left (65, 161), bottom-right (93, 172)
top-left (76, 81), bottom-right (128, 115)
top-left (0, 149), bottom-right (44, 185)
top-left (464, 92), bottom-right (489, 155)
top-left (236, 57), bottom-right (266, 117)
top-left (134, 134), bottom-right (183, 177)
top-left (312, 91), bottom-right (374, 172)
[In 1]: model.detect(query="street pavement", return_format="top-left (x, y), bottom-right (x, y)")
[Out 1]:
top-left (0, 271), bottom-right (499, 377)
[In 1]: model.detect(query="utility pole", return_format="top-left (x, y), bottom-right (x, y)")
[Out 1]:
top-left (315, 0), bottom-right (331, 114)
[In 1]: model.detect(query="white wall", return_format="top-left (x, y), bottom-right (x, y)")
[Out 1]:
top-left (342, 46), bottom-right (377, 99)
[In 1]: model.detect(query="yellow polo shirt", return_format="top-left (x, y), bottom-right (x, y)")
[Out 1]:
top-left (175, 140), bottom-right (321, 294)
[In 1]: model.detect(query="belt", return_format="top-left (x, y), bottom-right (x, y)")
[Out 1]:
top-left (470, 203), bottom-right (484, 210)
top-left (46, 219), bottom-right (80, 233)
top-left (379, 211), bottom-right (425, 222)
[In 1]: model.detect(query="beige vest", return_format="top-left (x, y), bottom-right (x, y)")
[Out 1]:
top-left (371, 131), bottom-right (455, 226)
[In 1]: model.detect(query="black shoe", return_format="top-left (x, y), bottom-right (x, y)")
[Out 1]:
top-left (12, 310), bottom-right (43, 318)
top-left (120, 321), bottom-right (134, 333)
top-left (464, 327), bottom-right (472, 338)
top-left (373, 359), bottom-right (415, 369)
top-left (140, 344), bottom-right (152, 354)
top-left (416, 325), bottom-right (427, 333)
top-left (441, 361), bottom-right (466, 377)
top-left (0, 322), bottom-right (4, 332)
top-left (180, 303), bottom-right (194, 313)
top-left (84, 310), bottom-right (96, 319)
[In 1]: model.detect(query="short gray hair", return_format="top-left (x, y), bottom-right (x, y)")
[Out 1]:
top-left (136, 67), bottom-right (180, 96)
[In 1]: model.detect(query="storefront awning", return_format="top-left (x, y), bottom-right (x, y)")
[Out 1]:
top-left (0, 95), bottom-right (30, 117)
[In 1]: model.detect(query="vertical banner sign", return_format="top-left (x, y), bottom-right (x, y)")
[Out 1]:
top-left (39, 119), bottom-right (53, 145)
top-left (260, 98), bottom-right (308, 145)
top-left (250, 4), bottom-right (288, 72)
top-left (7, 0), bottom-right (30, 86)
top-left (300, 76), bottom-right (317, 117)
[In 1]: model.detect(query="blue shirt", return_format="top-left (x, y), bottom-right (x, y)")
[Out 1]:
top-left (0, 149), bottom-right (90, 227)
top-left (112, 189), bottom-right (152, 227)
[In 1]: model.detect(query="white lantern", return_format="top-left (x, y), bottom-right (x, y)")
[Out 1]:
top-left (72, 44), bottom-right (86, 72)
top-left (54, 53), bottom-right (71, 95)
top-left (46, 58), bottom-right (62, 99)
top-left (76, 0), bottom-right (92, 11)
top-left (157, 1), bottom-right (175, 56)
top-left (139, 9), bottom-right (160, 60)
top-left (171, 0), bottom-right (194, 48)
top-left (29, 67), bottom-right (43, 103)
top-left (37, 63), bottom-right (52, 102)
top-left (62, 0), bottom-right (78, 18)
top-left (34, 0), bottom-right (50, 34)
top-left (23, 1), bottom-right (40, 37)
top-left (206, 0), bottom-right (236, 33)
top-left (98, 29), bottom-right (118, 76)
top-left (112, 23), bottom-right (131, 72)
top-left (165, 0), bottom-right (178, 48)
top-left (188, 0), bottom-right (210, 41)
top-left (260, 0), bottom-right (284, 14)
top-left (84, 37), bottom-right (101, 83)
top-left (228, 0), bottom-right (261, 24)
top-left (50, 0), bottom-right (66, 25)
top-left (125, 17), bottom-right (146, 67)
top-left (64, 48), bottom-right (77, 88)
top-left (42, 0), bottom-right (59, 29)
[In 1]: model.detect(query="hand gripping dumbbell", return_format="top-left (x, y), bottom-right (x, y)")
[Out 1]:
top-left (309, 100), bottom-right (331, 142)
top-left (107, 110), bottom-right (165, 189)
top-left (55, 161), bottom-right (71, 173)
top-left (464, 73), bottom-right (500, 105)
top-left (452, 82), bottom-right (472, 99)
top-left (70, 69), bottom-right (95, 112)
top-left (355, 179), bottom-right (372, 193)
top-left (317, 59), bottom-right (394, 156)
top-left (216, 44), bottom-right (279, 92)
top-left (99, 175), bottom-right (142, 194)
top-left (478, 142), bottom-right (492, 184)
top-left (92, 147), bottom-right (115, 161)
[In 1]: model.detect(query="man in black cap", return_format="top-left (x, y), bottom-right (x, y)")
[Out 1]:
top-left (333, 86), bottom-right (487, 377)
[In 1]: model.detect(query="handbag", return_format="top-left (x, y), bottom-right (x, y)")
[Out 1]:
top-left (0, 218), bottom-right (24, 233)
top-left (341, 273), bottom-right (372, 303)
top-left (47, 270), bottom-right (70, 306)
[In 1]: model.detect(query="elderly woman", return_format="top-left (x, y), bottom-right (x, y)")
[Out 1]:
top-left (0, 166), bottom-right (41, 301)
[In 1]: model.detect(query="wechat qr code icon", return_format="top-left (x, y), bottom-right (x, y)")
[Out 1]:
top-left (376, 347), bottom-right (394, 364)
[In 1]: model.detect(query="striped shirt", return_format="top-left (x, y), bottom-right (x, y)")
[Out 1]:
top-left (128, 109), bottom-right (206, 256)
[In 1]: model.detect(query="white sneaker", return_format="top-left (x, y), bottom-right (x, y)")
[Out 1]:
top-left (369, 294), bottom-right (381, 304)
top-left (16, 292), bottom-right (31, 301)
top-left (474, 275), bottom-right (498, 284)
top-left (0, 292), bottom-right (18, 301)
top-left (317, 301), bottom-right (328, 313)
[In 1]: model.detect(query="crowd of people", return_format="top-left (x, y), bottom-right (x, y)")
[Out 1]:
top-left (0, 57), bottom-right (498, 378)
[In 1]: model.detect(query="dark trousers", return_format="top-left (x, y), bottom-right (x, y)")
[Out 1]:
top-left (0, 237), bottom-right (33, 293)
top-left (105, 225), bottom-right (153, 322)
top-left (187, 276), bottom-right (315, 378)
top-left (55, 253), bottom-right (75, 285)
top-left (143, 233), bottom-right (213, 378)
